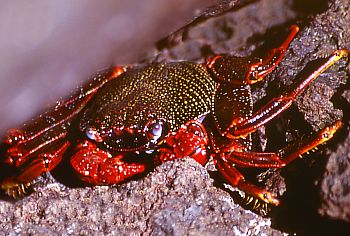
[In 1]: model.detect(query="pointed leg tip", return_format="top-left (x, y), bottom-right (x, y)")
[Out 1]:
top-left (1, 181), bottom-right (33, 199)
top-left (290, 25), bottom-right (299, 33)
top-left (334, 49), bottom-right (349, 58)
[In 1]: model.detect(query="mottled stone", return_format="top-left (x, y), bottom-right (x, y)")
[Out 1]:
top-left (0, 159), bottom-right (283, 235)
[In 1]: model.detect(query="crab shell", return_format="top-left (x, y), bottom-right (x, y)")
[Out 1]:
top-left (79, 62), bottom-right (217, 152)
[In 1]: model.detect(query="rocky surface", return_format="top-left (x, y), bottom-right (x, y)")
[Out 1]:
top-left (0, 159), bottom-right (283, 235)
top-left (1, 0), bottom-right (350, 235)
top-left (320, 132), bottom-right (350, 223)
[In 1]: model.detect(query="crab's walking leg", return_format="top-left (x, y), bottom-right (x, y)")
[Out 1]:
top-left (217, 159), bottom-right (280, 206)
top-left (207, 25), bottom-right (299, 86)
top-left (225, 121), bottom-right (342, 168)
top-left (217, 121), bottom-right (342, 205)
top-left (247, 25), bottom-right (299, 84)
top-left (0, 66), bottom-right (126, 195)
top-left (0, 140), bottom-right (70, 197)
top-left (2, 67), bottom-right (125, 167)
top-left (70, 141), bottom-right (145, 185)
top-left (230, 49), bottom-right (348, 137)
top-left (210, 26), bottom-right (300, 135)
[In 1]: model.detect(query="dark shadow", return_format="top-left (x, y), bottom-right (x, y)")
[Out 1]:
top-left (292, 0), bottom-right (329, 15)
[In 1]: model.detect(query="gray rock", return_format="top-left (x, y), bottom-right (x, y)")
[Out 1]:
top-left (0, 159), bottom-right (283, 235)
top-left (320, 132), bottom-right (350, 223)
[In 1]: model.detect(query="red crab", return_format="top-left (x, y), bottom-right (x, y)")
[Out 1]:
top-left (0, 25), bottom-right (347, 208)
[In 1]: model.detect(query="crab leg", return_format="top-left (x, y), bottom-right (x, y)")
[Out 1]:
top-left (230, 49), bottom-right (348, 137)
top-left (2, 67), bottom-right (125, 167)
top-left (0, 139), bottom-right (70, 197)
top-left (216, 121), bottom-right (342, 205)
top-left (207, 25), bottom-right (299, 86)
top-left (217, 159), bottom-right (280, 205)
top-left (247, 25), bottom-right (299, 84)
top-left (224, 120), bottom-right (342, 168)
top-left (0, 67), bottom-right (126, 194)
top-left (211, 26), bottom-right (300, 136)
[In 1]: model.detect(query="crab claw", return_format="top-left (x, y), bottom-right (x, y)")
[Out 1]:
top-left (157, 121), bottom-right (209, 166)
top-left (70, 140), bottom-right (146, 185)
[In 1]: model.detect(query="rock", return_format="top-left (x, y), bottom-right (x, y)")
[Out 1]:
top-left (319, 132), bottom-right (350, 223)
top-left (0, 159), bottom-right (283, 235)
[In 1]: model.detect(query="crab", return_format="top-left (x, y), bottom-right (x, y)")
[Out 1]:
top-left (0, 25), bottom-right (347, 208)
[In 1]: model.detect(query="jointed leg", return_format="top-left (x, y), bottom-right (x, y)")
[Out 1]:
top-left (247, 25), bottom-right (299, 84)
top-left (230, 49), bottom-right (348, 138)
top-left (225, 121), bottom-right (341, 168)
top-left (0, 66), bottom-right (127, 196)
top-left (0, 139), bottom-right (70, 197)
top-left (217, 160), bottom-right (280, 206)
top-left (218, 121), bottom-right (342, 205)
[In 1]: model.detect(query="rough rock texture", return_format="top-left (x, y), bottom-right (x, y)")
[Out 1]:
top-left (1, 0), bottom-right (350, 235)
top-left (320, 132), bottom-right (350, 223)
top-left (311, 1), bottom-right (350, 225)
top-left (0, 159), bottom-right (283, 235)
top-left (152, 0), bottom-right (297, 62)
top-left (271, 0), bottom-right (350, 131)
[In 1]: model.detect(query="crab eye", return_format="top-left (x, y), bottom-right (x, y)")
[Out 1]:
top-left (85, 127), bottom-right (102, 142)
top-left (149, 123), bottom-right (162, 138)
top-left (147, 120), bottom-right (169, 143)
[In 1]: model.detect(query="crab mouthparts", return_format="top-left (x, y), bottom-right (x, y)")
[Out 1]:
top-left (103, 126), bottom-right (149, 151)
